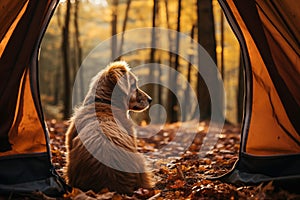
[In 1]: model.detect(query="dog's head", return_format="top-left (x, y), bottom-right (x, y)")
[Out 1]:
top-left (92, 61), bottom-right (152, 112)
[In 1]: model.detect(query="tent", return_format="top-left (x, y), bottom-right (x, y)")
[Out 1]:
top-left (0, 0), bottom-right (299, 196)
top-left (217, 0), bottom-right (300, 191)
top-left (0, 0), bottom-right (66, 196)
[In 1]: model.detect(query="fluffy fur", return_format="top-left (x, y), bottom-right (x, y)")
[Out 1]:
top-left (65, 61), bottom-right (153, 194)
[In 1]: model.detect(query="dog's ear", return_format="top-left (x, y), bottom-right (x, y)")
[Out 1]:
top-left (106, 61), bottom-right (132, 95)
top-left (107, 61), bottom-right (129, 84)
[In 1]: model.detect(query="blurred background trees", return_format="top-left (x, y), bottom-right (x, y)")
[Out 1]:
top-left (39, 0), bottom-right (243, 124)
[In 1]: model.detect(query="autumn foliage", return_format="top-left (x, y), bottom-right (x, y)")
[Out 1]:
top-left (44, 120), bottom-right (299, 200)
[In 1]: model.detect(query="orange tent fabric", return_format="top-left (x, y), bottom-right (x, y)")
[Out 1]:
top-left (0, 0), bottom-right (50, 154)
top-left (218, 0), bottom-right (300, 190)
top-left (0, 0), bottom-right (66, 195)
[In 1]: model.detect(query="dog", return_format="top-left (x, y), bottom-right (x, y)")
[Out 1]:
top-left (65, 61), bottom-right (153, 194)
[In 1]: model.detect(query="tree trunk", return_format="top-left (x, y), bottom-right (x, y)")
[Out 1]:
top-left (150, 0), bottom-right (158, 63)
top-left (111, 0), bottom-right (118, 60)
top-left (164, 0), bottom-right (173, 58)
top-left (197, 0), bottom-right (217, 62)
top-left (169, 0), bottom-right (182, 123)
top-left (164, 0), bottom-right (175, 123)
top-left (184, 24), bottom-right (195, 121)
top-left (53, 5), bottom-right (62, 106)
top-left (62, 0), bottom-right (71, 119)
top-left (74, 0), bottom-right (84, 101)
top-left (138, 0), bottom-right (159, 124)
top-left (53, 67), bottom-right (61, 105)
top-left (220, 9), bottom-right (225, 79)
top-left (118, 0), bottom-right (132, 57)
top-left (196, 0), bottom-right (217, 121)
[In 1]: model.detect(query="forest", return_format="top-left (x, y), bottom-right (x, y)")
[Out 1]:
top-left (39, 0), bottom-right (242, 124)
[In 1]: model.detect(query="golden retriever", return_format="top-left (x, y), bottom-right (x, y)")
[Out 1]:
top-left (65, 61), bottom-right (153, 194)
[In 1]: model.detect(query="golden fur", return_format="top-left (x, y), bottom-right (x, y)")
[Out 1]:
top-left (65, 61), bottom-right (153, 194)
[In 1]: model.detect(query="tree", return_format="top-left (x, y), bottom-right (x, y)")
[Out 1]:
top-left (111, 0), bottom-right (118, 60)
top-left (196, 0), bottom-right (217, 120)
top-left (149, 0), bottom-right (158, 103)
top-left (118, 0), bottom-right (132, 56)
top-left (150, 0), bottom-right (158, 63)
top-left (62, 0), bottom-right (71, 119)
top-left (164, 0), bottom-right (176, 123)
top-left (169, 0), bottom-right (182, 123)
top-left (53, 5), bottom-right (63, 106)
top-left (184, 24), bottom-right (196, 121)
top-left (73, 0), bottom-right (84, 102)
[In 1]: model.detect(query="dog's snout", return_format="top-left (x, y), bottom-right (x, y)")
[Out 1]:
top-left (129, 87), bottom-right (152, 112)
top-left (148, 97), bottom-right (152, 104)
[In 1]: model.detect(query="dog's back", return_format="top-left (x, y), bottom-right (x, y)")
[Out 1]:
top-left (65, 103), bottom-right (153, 194)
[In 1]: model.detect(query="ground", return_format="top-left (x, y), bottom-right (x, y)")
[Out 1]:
top-left (39, 119), bottom-right (299, 200)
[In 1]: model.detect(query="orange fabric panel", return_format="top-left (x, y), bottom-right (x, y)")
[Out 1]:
top-left (249, 71), bottom-right (300, 155)
top-left (0, 0), bottom-right (52, 151)
top-left (257, 4), bottom-right (300, 107)
top-left (227, 0), bottom-right (300, 155)
top-left (0, 69), bottom-right (47, 156)
top-left (0, 1), bottom-right (28, 42)
top-left (256, 0), bottom-right (299, 55)
top-left (271, 0), bottom-right (300, 50)
top-left (0, 1), bottom-right (29, 58)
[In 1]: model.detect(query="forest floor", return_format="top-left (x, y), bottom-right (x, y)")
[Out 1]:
top-left (7, 120), bottom-right (298, 200)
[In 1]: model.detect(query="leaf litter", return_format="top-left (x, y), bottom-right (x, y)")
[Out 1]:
top-left (26, 120), bottom-right (300, 199)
